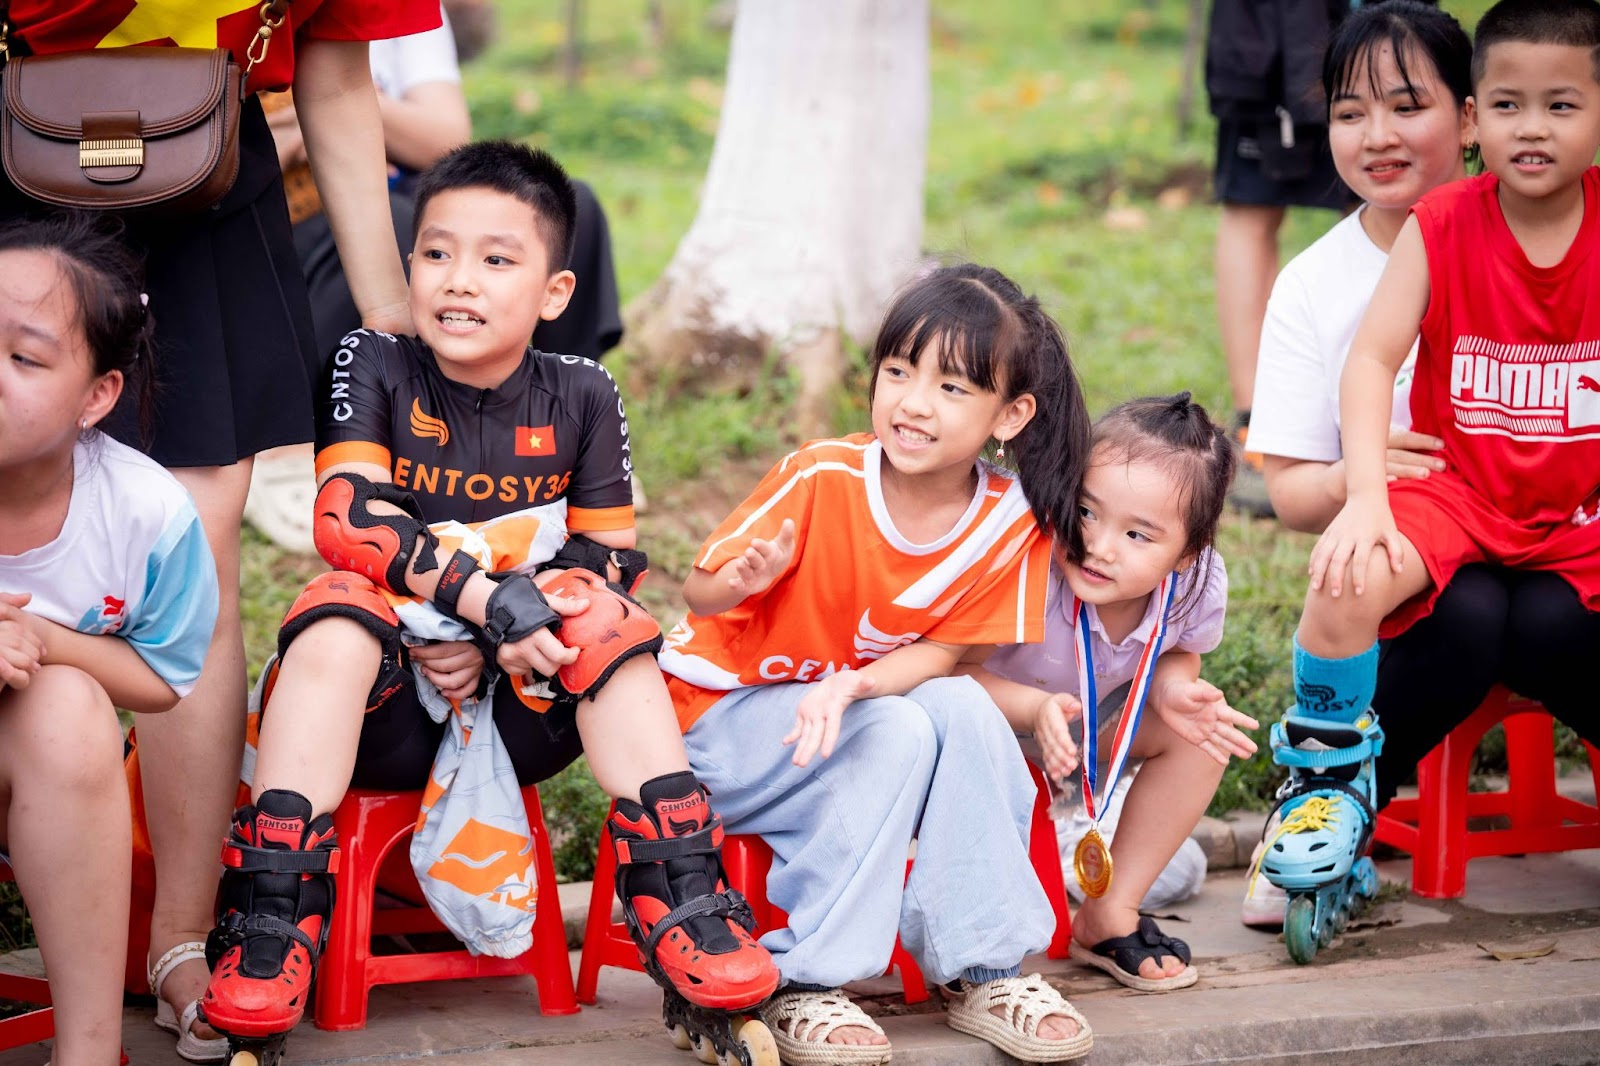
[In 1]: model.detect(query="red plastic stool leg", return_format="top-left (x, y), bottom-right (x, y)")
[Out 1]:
top-left (1026, 763), bottom-right (1073, 959)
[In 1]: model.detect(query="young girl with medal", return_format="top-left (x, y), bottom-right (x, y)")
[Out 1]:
top-left (970, 393), bottom-right (1259, 993)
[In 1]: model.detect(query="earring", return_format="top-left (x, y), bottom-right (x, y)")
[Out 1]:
top-left (995, 439), bottom-right (1006, 461)
top-left (79, 418), bottom-right (88, 431)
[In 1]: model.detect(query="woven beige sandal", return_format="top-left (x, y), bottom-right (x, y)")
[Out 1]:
top-left (759, 988), bottom-right (893, 1065)
top-left (945, 973), bottom-right (1094, 1062)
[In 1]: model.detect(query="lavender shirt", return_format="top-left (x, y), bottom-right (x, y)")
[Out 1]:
top-left (985, 548), bottom-right (1229, 697)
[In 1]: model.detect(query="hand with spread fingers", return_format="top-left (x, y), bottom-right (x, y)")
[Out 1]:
top-left (1155, 677), bottom-right (1259, 766)
top-left (722, 518), bottom-right (796, 600)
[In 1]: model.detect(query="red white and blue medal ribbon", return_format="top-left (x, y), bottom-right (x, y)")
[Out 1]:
top-left (1070, 572), bottom-right (1177, 895)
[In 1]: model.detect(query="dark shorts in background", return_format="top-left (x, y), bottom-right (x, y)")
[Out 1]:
top-left (1214, 118), bottom-right (1353, 211)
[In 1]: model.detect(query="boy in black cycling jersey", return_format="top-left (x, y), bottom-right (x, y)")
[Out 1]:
top-left (200, 142), bottom-right (778, 1059)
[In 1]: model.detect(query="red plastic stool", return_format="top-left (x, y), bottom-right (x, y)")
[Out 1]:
top-left (0, 867), bottom-right (51, 1050)
top-left (1373, 687), bottom-right (1600, 899)
top-left (576, 823), bottom-right (929, 1004)
top-left (314, 784), bottom-right (578, 1031)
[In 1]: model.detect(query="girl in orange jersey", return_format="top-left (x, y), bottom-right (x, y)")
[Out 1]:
top-left (658, 264), bottom-right (1095, 1065)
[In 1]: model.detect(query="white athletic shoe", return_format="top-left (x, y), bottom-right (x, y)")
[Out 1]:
top-left (1240, 839), bottom-right (1288, 930)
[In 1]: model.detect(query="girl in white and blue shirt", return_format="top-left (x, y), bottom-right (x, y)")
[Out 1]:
top-left (0, 213), bottom-right (217, 1063)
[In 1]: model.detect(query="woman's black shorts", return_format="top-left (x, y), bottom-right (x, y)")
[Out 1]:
top-left (0, 97), bottom-right (322, 468)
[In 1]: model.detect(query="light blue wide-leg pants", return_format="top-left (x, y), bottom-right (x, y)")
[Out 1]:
top-left (683, 675), bottom-right (1053, 988)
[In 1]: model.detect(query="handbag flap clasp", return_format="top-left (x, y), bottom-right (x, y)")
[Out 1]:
top-left (4, 48), bottom-right (230, 139)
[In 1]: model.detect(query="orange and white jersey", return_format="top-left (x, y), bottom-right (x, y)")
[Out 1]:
top-left (661, 434), bottom-right (1052, 732)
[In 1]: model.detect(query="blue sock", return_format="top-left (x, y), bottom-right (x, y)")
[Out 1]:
top-left (1292, 637), bottom-right (1378, 721)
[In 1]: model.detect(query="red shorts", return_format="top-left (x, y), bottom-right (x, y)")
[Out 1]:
top-left (1383, 472), bottom-right (1600, 638)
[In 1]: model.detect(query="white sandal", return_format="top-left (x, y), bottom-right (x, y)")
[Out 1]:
top-left (150, 941), bottom-right (228, 1063)
top-left (759, 988), bottom-right (893, 1065)
top-left (945, 974), bottom-right (1094, 1062)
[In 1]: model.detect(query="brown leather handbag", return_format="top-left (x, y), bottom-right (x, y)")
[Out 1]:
top-left (0, 1), bottom-right (287, 215)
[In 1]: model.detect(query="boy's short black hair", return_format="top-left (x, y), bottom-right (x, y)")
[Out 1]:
top-left (412, 141), bottom-right (578, 271)
top-left (1472, 0), bottom-right (1600, 86)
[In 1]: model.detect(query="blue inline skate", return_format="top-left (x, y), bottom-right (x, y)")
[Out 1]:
top-left (1256, 702), bottom-right (1385, 964)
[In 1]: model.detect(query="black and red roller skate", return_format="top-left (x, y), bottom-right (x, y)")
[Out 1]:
top-left (610, 772), bottom-right (781, 1066)
top-left (200, 789), bottom-right (339, 1066)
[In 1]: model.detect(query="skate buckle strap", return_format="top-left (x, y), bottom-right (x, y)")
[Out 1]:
top-left (221, 841), bottom-right (341, 875)
top-left (216, 911), bottom-right (321, 959)
top-left (612, 821), bottom-right (722, 865)
top-left (639, 890), bottom-right (748, 959)
top-left (1271, 722), bottom-right (1378, 770)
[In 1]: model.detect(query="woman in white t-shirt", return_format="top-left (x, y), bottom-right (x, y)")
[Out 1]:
top-left (1243, 1), bottom-right (1600, 926)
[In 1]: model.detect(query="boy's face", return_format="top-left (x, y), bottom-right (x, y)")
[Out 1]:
top-left (1468, 41), bottom-right (1600, 204)
top-left (408, 187), bottom-right (575, 386)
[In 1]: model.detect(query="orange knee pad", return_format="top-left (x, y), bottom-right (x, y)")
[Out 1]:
top-left (542, 569), bottom-right (664, 699)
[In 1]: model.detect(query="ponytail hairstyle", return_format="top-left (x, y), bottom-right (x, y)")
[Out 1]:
top-left (0, 211), bottom-right (158, 443)
top-left (868, 263), bottom-right (1091, 555)
top-left (1091, 392), bottom-right (1236, 619)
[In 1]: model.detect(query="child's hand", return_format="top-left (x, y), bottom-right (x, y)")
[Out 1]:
top-left (1385, 428), bottom-right (1446, 482)
top-left (410, 639), bottom-right (485, 702)
top-left (0, 593), bottom-right (44, 693)
top-left (1309, 492), bottom-right (1403, 597)
top-left (724, 519), bottom-right (796, 600)
top-left (784, 667), bottom-right (875, 768)
top-left (494, 589), bottom-right (588, 680)
top-left (1032, 692), bottom-right (1082, 783)
top-left (1155, 677), bottom-right (1259, 766)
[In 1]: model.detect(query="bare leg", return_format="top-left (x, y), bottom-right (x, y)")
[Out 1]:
top-left (249, 617), bottom-right (384, 815)
top-left (1214, 203), bottom-right (1285, 412)
top-left (137, 460), bottom-right (252, 1040)
top-left (1071, 716), bottom-right (1220, 980)
top-left (0, 667), bottom-right (130, 1066)
top-left (573, 655), bottom-right (690, 803)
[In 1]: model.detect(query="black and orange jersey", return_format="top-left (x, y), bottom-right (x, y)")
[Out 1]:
top-left (313, 330), bottom-right (634, 532)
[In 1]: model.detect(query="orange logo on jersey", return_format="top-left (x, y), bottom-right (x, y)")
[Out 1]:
top-left (426, 818), bottom-right (538, 913)
top-left (410, 399), bottom-right (450, 446)
top-left (515, 425), bottom-right (557, 457)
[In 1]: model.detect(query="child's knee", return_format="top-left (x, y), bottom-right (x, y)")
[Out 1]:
top-left (1300, 578), bottom-right (1389, 644)
top-left (2, 666), bottom-right (123, 791)
top-left (280, 614), bottom-right (387, 676)
top-left (848, 697), bottom-right (937, 777)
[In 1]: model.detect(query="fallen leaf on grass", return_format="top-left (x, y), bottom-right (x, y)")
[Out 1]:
top-left (1478, 940), bottom-right (1556, 961)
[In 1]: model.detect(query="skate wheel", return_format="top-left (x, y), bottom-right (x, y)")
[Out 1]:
top-left (1332, 908), bottom-right (1349, 935)
top-left (734, 1017), bottom-right (780, 1066)
top-left (693, 1034), bottom-right (720, 1065)
top-left (230, 1054), bottom-right (259, 1066)
top-left (669, 1022), bottom-right (693, 1050)
top-left (1285, 895), bottom-right (1318, 965)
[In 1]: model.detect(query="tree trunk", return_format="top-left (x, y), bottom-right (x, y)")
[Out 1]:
top-left (628, 0), bottom-right (929, 437)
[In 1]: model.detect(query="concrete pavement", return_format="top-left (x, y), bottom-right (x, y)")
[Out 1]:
top-left (3, 808), bottom-right (1597, 1064)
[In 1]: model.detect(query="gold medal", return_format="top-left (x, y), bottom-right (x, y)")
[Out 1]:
top-left (1073, 825), bottom-right (1113, 898)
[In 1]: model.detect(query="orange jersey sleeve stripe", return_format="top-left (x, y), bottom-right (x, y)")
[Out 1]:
top-left (315, 441), bottom-right (392, 477)
top-left (568, 504), bottom-right (636, 532)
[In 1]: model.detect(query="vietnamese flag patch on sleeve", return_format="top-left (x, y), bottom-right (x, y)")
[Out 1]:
top-left (515, 425), bottom-right (557, 457)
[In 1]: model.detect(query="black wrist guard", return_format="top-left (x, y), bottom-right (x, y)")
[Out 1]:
top-left (481, 573), bottom-right (561, 648)
top-left (433, 549), bottom-right (483, 622)
top-left (541, 534), bottom-right (651, 595)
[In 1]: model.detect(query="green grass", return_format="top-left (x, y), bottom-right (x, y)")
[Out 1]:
top-left (229, 0), bottom-right (1581, 880)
